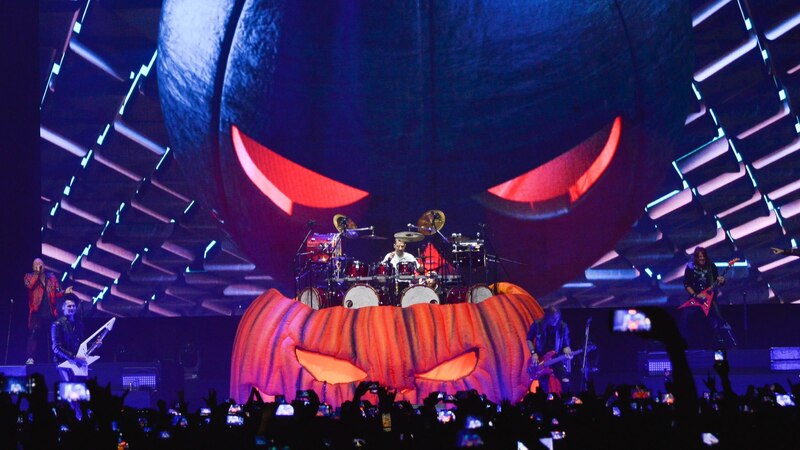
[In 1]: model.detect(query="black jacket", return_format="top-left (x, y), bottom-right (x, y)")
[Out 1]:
top-left (51, 316), bottom-right (84, 362)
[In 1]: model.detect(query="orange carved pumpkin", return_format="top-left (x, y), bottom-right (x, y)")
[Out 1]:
top-left (230, 283), bottom-right (543, 406)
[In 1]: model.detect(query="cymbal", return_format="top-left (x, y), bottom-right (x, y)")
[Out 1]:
top-left (394, 231), bottom-right (424, 243)
top-left (417, 210), bottom-right (445, 236)
top-left (333, 214), bottom-right (357, 232)
top-left (361, 233), bottom-right (387, 240)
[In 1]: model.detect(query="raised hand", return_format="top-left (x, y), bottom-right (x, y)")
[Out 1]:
top-left (307, 389), bottom-right (321, 409)
top-left (202, 388), bottom-right (218, 408)
top-left (713, 359), bottom-right (730, 378)
top-left (423, 391), bottom-right (441, 408)
top-left (377, 386), bottom-right (396, 410)
top-left (702, 373), bottom-right (717, 393)
top-left (354, 380), bottom-right (370, 400)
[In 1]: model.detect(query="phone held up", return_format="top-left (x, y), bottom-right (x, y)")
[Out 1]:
top-left (57, 382), bottom-right (90, 402)
top-left (611, 309), bottom-right (652, 333)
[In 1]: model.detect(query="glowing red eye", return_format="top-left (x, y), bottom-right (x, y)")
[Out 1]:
top-left (296, 347), bottom-right (368, 384)
top-left (232, 126), bottom-right (369, 215)
top-left (484, 116), bottom-right (622, 212)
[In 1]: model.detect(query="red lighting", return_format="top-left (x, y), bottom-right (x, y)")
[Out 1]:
top-left (487, 116), bottom-right (622, 209)
top-left (232, 126), bottom-right (369, 215)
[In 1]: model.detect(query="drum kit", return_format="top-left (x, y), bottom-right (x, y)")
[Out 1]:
top-left (294, 210), bottom-right (497, 309)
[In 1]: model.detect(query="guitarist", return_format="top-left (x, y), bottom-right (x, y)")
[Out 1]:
top-left (526, 306), bottom-right (572, 394)
top-left (681, 247), bottom-right (726, 349)
top-left (51, 299), bottom-right (101, 381)
top-left (771, 246), bottom-right (800, 256)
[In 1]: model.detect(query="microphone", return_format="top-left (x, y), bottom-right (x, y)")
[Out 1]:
top-left (307, 219), bottom-right (316, 228)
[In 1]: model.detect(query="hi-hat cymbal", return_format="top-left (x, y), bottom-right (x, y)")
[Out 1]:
top-left (417, 210), bottom-right (446, 236)
top-left (361, 233), bottom-right (387, 240)
top-left (394, 231), bottom-right (424, 242)
top-left (333, 214), bottom-right (357, 232)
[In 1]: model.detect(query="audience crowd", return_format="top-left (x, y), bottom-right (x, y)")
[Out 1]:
top-left (1, 359), bottom-right (798, 450)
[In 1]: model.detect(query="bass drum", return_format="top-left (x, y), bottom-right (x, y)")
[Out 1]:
top-left (297, 287), bottom-right (324, 309)
top-left (468, 284), bottom-right (494, 303)
top-left (400, 285), bottom-right (439, 308)
top-left (445, 284), bottom-right (495, 304)
top-left (343, 284), bottom-right (381, 309)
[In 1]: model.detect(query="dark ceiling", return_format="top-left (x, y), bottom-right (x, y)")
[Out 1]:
top-left (38, 0), bottom-right (800, 317)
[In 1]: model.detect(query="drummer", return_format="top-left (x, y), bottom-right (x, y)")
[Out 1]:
top-left (381, 239), bottom-right (423, 274)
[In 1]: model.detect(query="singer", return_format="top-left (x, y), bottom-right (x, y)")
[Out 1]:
top-left (23, 257), bottom-right (73, 364)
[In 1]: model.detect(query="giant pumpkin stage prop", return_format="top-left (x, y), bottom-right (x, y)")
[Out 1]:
top-left (158, 1), bottom-right (693, 298)
top-left (231, 284), bottom-right (544, 406)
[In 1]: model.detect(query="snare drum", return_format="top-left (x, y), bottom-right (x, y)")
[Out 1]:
top-left (343, 284), bottom-right (381, 309)
top-left (345, 260), bottom-right (369, 278)
top-left (400, 285), bottom-right (439, 308)
top-left (297, 287), bottom-right (341, 310)
top-left (397, 261), bottom-right (416, 276)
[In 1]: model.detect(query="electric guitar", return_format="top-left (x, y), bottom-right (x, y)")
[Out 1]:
top-left (528, 345), bottom-right (595, 379)
top-left (58, 317), bottom-right (115, 377)
top-left (677, 258), bottom-right (739, 317)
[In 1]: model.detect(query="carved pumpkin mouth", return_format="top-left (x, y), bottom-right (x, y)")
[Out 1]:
top-left (232, 126), bottom-right (369, 215)
top-left (296, 347), bottom-right (479, 388)
top-left (476, 116), bottom-right (622, 219)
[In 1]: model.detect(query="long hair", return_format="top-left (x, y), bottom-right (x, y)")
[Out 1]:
top-left (692, 246), bottom-right (709, 268)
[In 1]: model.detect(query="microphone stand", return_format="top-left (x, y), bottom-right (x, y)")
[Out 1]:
top-left (742, 291), bottom-right (748, 348)
top-left (4, 298), bottom-right (12, 365)
top-left (294, 221), bottom-right (316, 299)
top-left (477, 223), bottom-right (505, 295)
top-left (580, 317), bottom-right (592, 392)
top-left (476, 224), bottom-right (493, 294)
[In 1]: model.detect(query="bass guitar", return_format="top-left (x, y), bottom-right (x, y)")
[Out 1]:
top-left (677, 258), bottom-right (738, 317)
top-left (528, 345), bottom-right (595, 379)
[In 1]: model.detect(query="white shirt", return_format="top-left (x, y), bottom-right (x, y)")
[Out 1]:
top-left (382, 251), bottom-right (419, 271)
